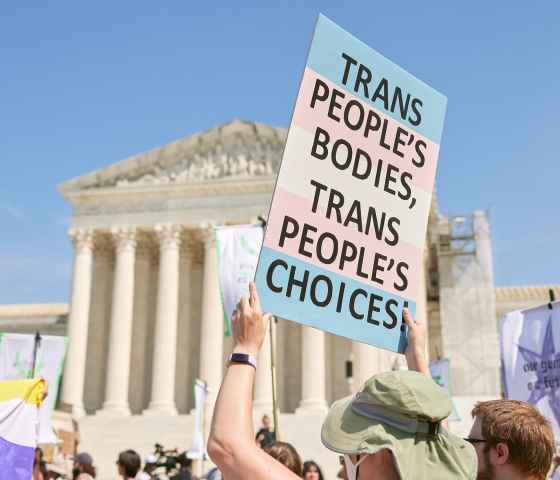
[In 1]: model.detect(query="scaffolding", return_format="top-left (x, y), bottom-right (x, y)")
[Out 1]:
top-left (437, 214), bottom-right (477, 257)
top-left (428, 214), bottom-right (479, 302)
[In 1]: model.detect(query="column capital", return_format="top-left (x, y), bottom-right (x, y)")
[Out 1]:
top-left (94, 234), bottom-right (115, 261)
top-left (110, 226), bottom-right (137, 254)
top-left (155, 223), bottom-right (183, 251)
top-left (68, 228), bottom-right (94, 253)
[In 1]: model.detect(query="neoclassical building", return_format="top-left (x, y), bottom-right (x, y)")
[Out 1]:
top-left (57, 118), bottom-right (507, 421)
top-left (60, 119), bottom-right (418, 420)
top-left (59, 119), bottom-right (359, 419)
top-left (0, 118), bottom-right (551, 478)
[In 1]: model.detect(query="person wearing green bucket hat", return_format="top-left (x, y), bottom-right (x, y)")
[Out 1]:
top-left (321, 370), bottom-right (477, 480)
top-left (208, 283), bottom-right (481, 480)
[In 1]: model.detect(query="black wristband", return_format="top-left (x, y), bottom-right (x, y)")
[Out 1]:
top-left (228, 352), bottom-right (257, 369)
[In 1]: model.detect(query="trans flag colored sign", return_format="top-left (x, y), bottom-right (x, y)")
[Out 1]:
top-left (255, 15), bottom-right (447, 353)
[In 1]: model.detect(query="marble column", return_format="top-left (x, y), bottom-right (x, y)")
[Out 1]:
top-left (253, 320), bottom-right (274, 414)
top-left (129, 241), bottom-right (154, 414)
top-left (85, 238), bottom-right (114, 412)
top-left (296, 326), bottom-right (328, 414)
top-left (61, 228), bottom-right (94, 418)
top-left (176, 239), bottom-right (195, 414)
top-left (199, 226), bottom-right (224, 408)
top-left (100, 227), bottom-right (136, 416)
top-left (352, 342), bottom-right (381, 393)
top-left (145, 224), bottom-right (182, 415)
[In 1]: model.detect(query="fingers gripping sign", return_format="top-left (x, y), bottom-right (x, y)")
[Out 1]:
top-left (232, 282), bottom-right (271, 357)
top-left (402, 307), bottom-right (429, 374)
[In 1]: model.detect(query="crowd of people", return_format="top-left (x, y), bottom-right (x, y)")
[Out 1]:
top-left (206, 282), bottom-right (559, 480)
top-left (32, 441), bottom-right (329, 480)
top-left (33, 446), bottom-right (202, 480)
top-left (31, 282), bottom-right (560, 480)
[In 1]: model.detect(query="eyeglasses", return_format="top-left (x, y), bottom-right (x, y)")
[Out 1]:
top-left (463, 437), bottom-right (487, 444)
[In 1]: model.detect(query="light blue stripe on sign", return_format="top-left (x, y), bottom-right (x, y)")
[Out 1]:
top-left (255, 246), bottom-right (414, 353)
top-left (307, 14), bottom-right (447, 144)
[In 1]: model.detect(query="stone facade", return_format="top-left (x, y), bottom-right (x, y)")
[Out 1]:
top-left (57, 119), bottom-right (430, 420)
top-left (1, 119), bottom-right (555, 479)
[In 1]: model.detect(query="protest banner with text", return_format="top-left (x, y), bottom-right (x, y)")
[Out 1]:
top-left (501, 301), bottom-right (560, 439)
top-left (255, 15), bottom-right (447, 353)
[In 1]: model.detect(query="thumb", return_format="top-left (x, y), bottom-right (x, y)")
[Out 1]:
top-left (402, 308), bottom-right (415, 330)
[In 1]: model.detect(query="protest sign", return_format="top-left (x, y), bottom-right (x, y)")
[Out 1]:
top-left (0, 333), bottom-right (67, 443)
top-left (255, 15), bottom-right (447, 352)
top-left (501, 301), bottom-right (560, 439)
top-left (217, 225), bottom-right (264, 335)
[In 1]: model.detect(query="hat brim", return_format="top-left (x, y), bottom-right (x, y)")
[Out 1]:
top-left (321, 395), bottom-right (478, 480)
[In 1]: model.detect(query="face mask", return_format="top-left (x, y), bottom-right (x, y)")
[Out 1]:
top-left (344, 454), bottom-right (367, 480)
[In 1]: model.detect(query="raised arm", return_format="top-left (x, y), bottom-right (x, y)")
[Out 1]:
top-left (207, 283), bottom-right (301, 480)
top-left (403, 308), bottom-right (429, 375)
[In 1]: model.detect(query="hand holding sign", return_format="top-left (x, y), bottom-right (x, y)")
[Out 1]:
top-left (403, 308), bottom-right (429, 375)
top-left (232, 283), bottom-right (272, 357)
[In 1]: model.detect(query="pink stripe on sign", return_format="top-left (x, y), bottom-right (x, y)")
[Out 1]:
top-left (265, 186), bottom-right (421, 298)
top-left (291, 67), bottom-right (440, 194)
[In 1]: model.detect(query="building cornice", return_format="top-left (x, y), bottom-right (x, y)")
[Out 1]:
top-left (495, 285), bottom-right (560, 302)
top-left (61, 177), bottom-right (276, 205)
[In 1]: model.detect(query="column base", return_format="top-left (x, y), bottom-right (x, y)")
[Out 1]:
top-left (59, 401), bottom-right (87, 419)
top-left (295, 399), bottom-right (329, 415)
top-left (143, 403), bottom-right (178, 416)
top-left (97, 403), bottom-right (131, 417)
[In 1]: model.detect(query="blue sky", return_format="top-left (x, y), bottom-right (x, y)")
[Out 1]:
top-left (1, 2), bottom-right (558, 303)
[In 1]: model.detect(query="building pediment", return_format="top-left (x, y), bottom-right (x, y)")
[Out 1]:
top-left (59, 119), bottom-right (287, 193)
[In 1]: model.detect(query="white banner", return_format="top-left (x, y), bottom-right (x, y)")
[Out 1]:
top-left (501, 301), bottom-right (560, 440)
top-left (216, 225), bottom-right (264, 335)
top-left (188, 379), bottom-right (208, 460)
top-left (0, 333), bottom-right (67, 443)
